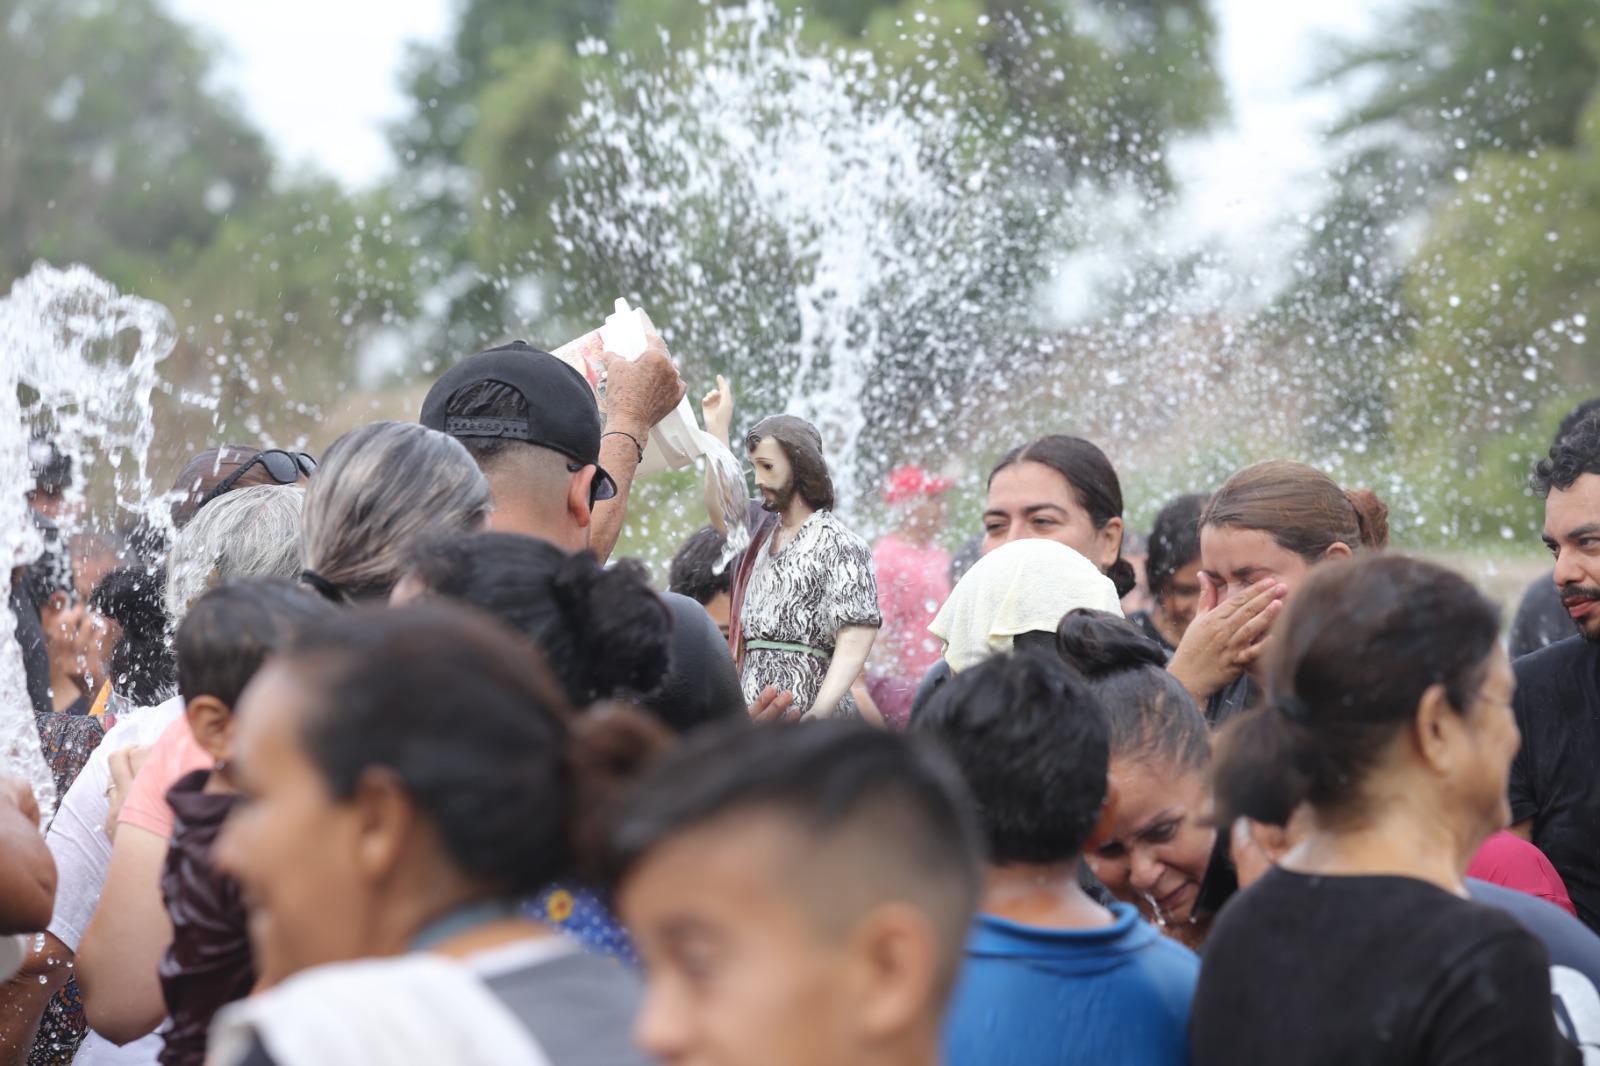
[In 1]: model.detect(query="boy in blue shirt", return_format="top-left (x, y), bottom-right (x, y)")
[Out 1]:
top-left (915, 650), bottom-right (1198, 1066)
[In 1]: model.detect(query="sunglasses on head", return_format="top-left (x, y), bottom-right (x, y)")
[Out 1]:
top-left (196, 449), bottom-right (317, 511)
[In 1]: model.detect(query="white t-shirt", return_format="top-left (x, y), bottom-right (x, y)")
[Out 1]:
top-left (43, 696), bottom-right (182, 1066)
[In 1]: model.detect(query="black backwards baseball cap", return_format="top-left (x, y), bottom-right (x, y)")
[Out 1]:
top-left (419, 341), bottom-right (618, 502)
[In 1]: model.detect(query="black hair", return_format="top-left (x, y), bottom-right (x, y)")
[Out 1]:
top-left (1055, 609), bottom-right (1210, 773)
top-left (668, 527), bottom-right (731, 606)
top-left (89, 567), bottom-right (175, 705)
top-left (913, 650), bottom-right (1108, 864)
top-left (29, 436), bottom-right (71, 498)
top-left (989, 436), bottom-right (1136, 597)
top-left (1555, 397), bottom-right (1600, 446)
top-left (175, 580), bottom-right (336, 708)
top-left (1145, 493), bottom-right (1206, 600)
top-left (1216, 555), bottom-right (1500, 828)
top-left (443, 380), bottom-right (530, 467)
top-left (1533, 412), bottom-right (1600, 498)
top-left (285, 603), bottom-right (670, 895)
top-left (403, 533), bottom-right (671, 706)
top-left (611, 720), bottom-right (982, 989)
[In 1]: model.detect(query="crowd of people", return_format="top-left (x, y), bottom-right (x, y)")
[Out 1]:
top-left (1, 332), bottom-right (1598, 1065)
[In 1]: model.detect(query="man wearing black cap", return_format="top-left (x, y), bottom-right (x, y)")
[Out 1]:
top-left (420, 335), bottom-right (685, 560)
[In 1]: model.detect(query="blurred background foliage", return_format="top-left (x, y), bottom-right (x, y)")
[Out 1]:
top-left (2, 0), bottom-right (1598, 562)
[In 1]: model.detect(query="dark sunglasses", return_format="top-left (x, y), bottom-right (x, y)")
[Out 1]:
top-left (196, 449), bottom-right (317, 511)
top-left (566, 461), bottom-right (619, 507)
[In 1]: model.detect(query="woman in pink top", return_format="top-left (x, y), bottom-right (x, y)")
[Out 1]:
top-left (868, 465), bottom-right (954, 728)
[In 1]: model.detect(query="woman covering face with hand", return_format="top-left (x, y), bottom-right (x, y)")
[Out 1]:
top-left (1167, 460), bottom-right (1389, 726)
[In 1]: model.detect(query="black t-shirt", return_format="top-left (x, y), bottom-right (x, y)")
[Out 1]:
top-left (1192, 867), bottom-right (1575, 1066)
top-left (1510, 635), bottom-right (1600, 931)
top-left (1469, 878), bottom-right (1600, 1058)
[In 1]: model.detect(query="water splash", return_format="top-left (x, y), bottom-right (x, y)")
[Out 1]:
top-left (0, 264), bottom-right (177, 819)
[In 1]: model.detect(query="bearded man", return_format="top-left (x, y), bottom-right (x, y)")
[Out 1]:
top-left (1511, 411), bottom-right (1600, 933)
top-left (701, 376), bottom-right (880, 721)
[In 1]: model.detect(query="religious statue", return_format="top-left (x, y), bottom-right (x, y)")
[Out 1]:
top-left (701, 376), bottom-right (880, 721)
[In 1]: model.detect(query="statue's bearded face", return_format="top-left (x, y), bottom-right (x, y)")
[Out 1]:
top-left (750, 438), bottom-right (796, 514)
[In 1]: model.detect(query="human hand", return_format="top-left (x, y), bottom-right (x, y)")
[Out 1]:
top-left (748, 685), bottom-right (801, 723)
top-left (700, 374), bottom-right (734, 446)
top-left (601, 333), bottom-right (686, 432)
top-left (1, 773), bottom-right (41, 830)
top-left (1166, 576), bottom-right (1286, 703)
top-left (104, 744), bottom-right (152, 841)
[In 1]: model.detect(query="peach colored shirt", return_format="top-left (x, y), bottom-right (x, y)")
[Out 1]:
top-left (118, 714), bottom-right (214, 840)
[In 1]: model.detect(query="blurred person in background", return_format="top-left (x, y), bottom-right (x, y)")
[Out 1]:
top-left (297, 422), bottom-right (489, 605)
top-left (1127, 493), bottom-right (1207, 654)
top-left (870, 465), bottom-right (954, 729)
top-left (74, 582), bottom-right (333, 1064)
top-left (1191, 555), bottom-right (1573, 1065)
top-left (916, 651), bottom-right (1197, 1066)
top-left (208, 604), bottom-right (664, 1066)
top-left (1058, 611), bottom-right (1226, 950)
top-left (1118, 528), bottom-right (1152, 616)
top-left (667, 526), bottom-right (732, 639)
top-left (612, 721), bottom-right (981, 1066)
top-left (1168, 460), bottom-right (1388, 726)
top-left (1511, 413), bottom-right (1600, 933)
top-left (420, 339), bottom-right (685, 563)
top-left (912, 538), bottom-right (1122, 717)
top-left (981, 436), bottom-right (1137, 598)
top-left (1509, 397), bottom-right (1600, 659)
top-left (0, 476), bottom-right (306, 1066)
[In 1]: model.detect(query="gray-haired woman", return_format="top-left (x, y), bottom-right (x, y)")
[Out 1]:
top-left (300, 422), bottom-right (491, 604)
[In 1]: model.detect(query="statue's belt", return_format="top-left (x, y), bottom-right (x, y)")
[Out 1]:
top-left (744, 639), bottom-right (831, 662)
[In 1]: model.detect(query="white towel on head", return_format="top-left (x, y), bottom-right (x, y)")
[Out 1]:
top-left (208, 953), bottom-right (553, 1066)
top-left (928, 539), bottom-right (1123, 673)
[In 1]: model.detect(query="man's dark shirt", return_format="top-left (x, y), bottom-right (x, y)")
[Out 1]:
top-left (1511, 635), bottom-right (1600, 931)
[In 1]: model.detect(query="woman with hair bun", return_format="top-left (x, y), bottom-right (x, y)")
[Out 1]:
top-left (1192, 555), bottom-right (1571, 1066)
top-left (210, 604), bottom-right (664, 1066)
top-left (982, 436), bottom-right (1138, 599)
top-left (1168, 460), bottom-right (1390, 726)
top-left (1056, 610), bottom-right (1225, 950)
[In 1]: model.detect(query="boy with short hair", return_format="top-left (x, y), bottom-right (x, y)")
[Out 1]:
top-left (915, 650), bottom-right (1198, 1065)
top-left (612, 721), bottom-right (981, 1066)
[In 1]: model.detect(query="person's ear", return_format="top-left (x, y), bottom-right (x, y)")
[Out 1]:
top-left (1323, 541), bottom-right (1354, 561)
top-left (847, 902), bottom-right (942, 1042)
top-left (1098, 516), bottom-right (1125, 572)
top-left (1411, 682), bottom-right (1460, 775)
top-left (568, 466), bottom-right (596, 531)
top-left (185, 695), bottom-right (236, 764)
top-left (350, 767), bottom-right (415, 885)
top-left (1084, 779), bottom-right (1120, 852)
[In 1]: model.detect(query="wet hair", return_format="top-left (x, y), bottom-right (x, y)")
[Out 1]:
top-left (90, 567), bottom-right (175, 705)
top-left (1055, 609), bottom-right (1209, 774)
top-left (1146, 493), bottom-right (1206, 600)
top-left (283, 603), bottom-right (671, 894)
top-left (402, 533), bottom-right (671, 706)
top-left (1213, 555), bottom-right (1499, 829)
top-left (1202, 460), bottom-right (1389, 562)
top-left (913, 651), bottom-right (1108, 864)
top-left (1532, 412), bottom-right (1600, 498)
top-left (175, 580), bottom-right (334, 709)
top-left (164, 485), bottom-right (305, 627)
top-left (1555, 397), bottom-right (1600, 446)
top-left (168, 444), bottom-right (282, 530)
top-left (989, 436), bottom-right (1136, 598)
top-left (744, 415), bottom-right (835, 512)
top-left (668, 527), bottom-right (731, 606)
top-left (300, 422), bottom-right (491, 603)
top-left (612, 720), bottom-right (982, 998)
